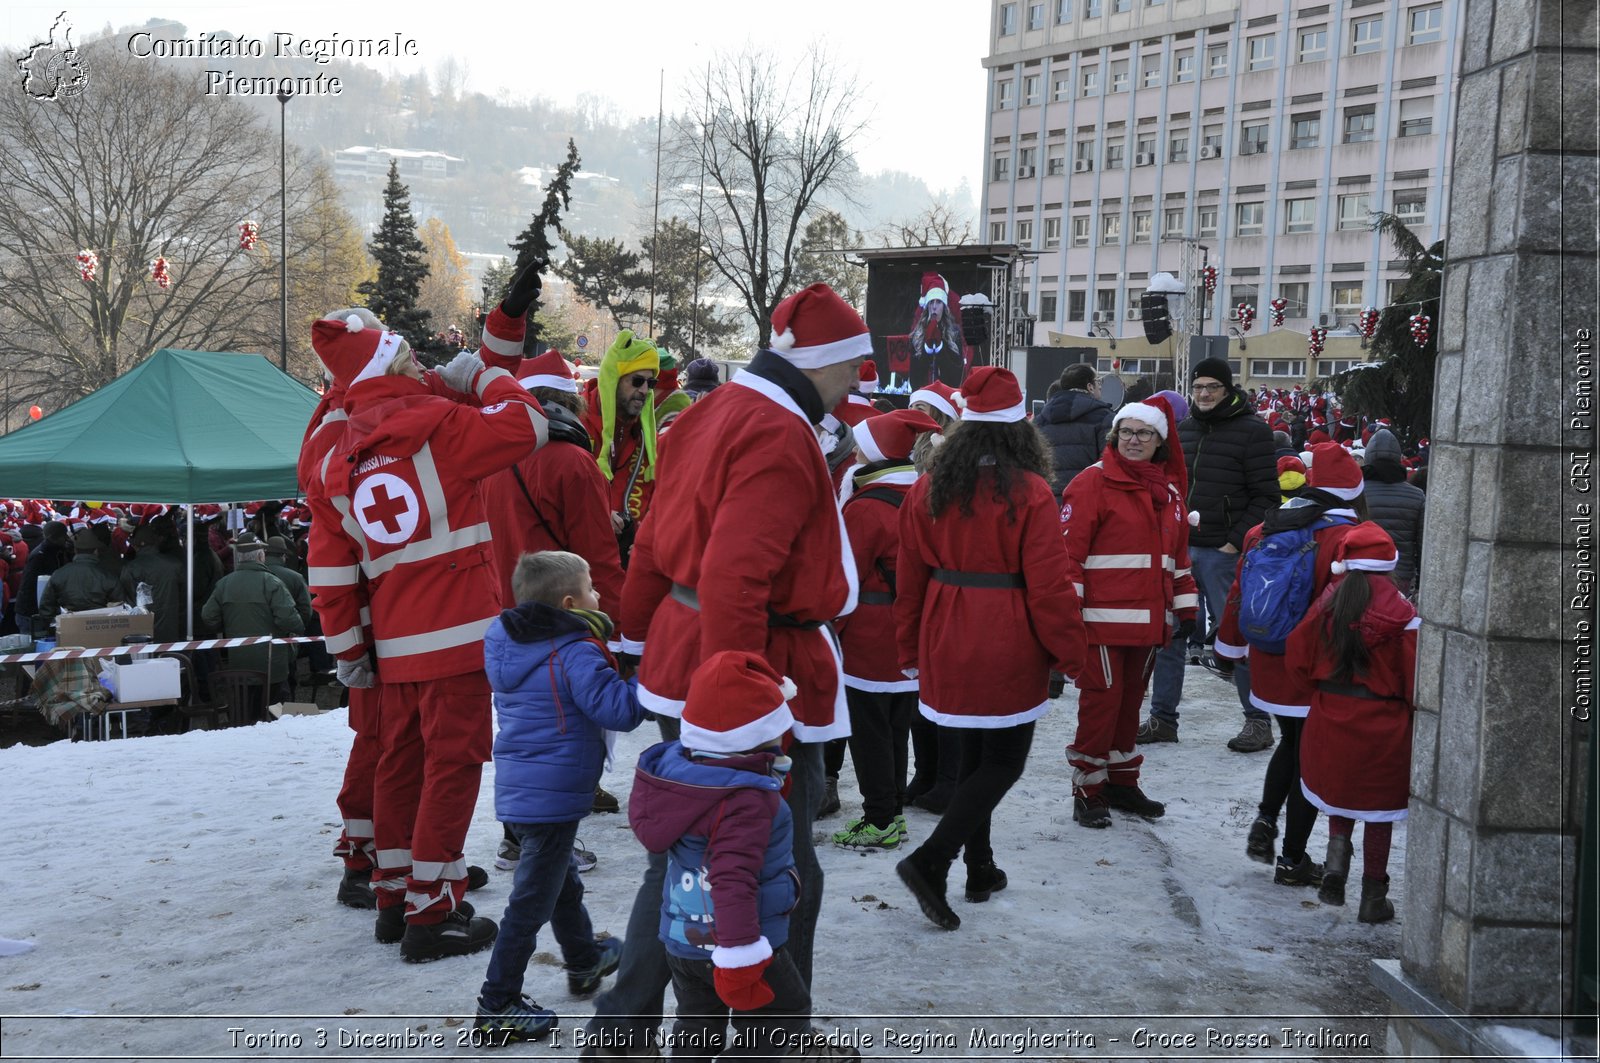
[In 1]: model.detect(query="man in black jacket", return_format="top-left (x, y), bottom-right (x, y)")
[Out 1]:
top-left (1138, 357), bottom-right (1280, 752)
top-left (1360, 429), bottom-right (1426, 596)
top-left (1036, 364), bottom-right (1114, 500)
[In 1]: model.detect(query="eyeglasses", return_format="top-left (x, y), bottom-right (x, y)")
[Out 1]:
top-left (626, 374), bottom-right (658, 390)
top-left (1116, 427), bottom-right (1159, 442)
top-left (1191, 383), bottom-right (1226, 394)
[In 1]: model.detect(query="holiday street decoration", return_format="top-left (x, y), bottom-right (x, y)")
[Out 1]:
top-left (1201, 265), bottom-right (1218, 294)
top-left (1236, 303), bottom-right (1256, 332)
top-left (1308, 326), bottom-right (1328, 357)
top-left (28, 406), bottom-right (42, 421)
top-left (238, 221), bottom-right (259, 251)
top-left (1409, 312), bottom-right (1431, 347)
top-left (150, 257), bottom-right (171, 289)
top-left (1269, 297), bottom-right (1287, 328)
top-left (77, 250), bottom-right (97, 283)
top-left (1358, 306), bottom-right (1380, 340)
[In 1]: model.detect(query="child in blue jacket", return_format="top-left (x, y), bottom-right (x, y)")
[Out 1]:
top-left (474, 551), bottom-right (647, 1046)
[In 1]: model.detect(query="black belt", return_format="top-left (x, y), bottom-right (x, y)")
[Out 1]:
top-left (1316, 680), bottom-right (1388, 700)
top-left (931, 568), bottom-right (1025, 589)
top-left (857, 591), bottom-right (894, 606)
top-left (670, 583), bottom-right (826, 631)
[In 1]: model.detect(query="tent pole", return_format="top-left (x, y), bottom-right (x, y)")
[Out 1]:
top-left (186, 506), bottom-right (195, 640)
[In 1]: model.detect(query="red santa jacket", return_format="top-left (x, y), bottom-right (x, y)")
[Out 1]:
top-left (1213, 509), bottom-right (1365, 717)
top-left (894, 470), bottom-right (1087, 726)
top-left (835, 467), bottom-right (917, 692)
top-left (619, 357), bottom-right (858, 742)
top-left (307, 369), bottom-right (548, 683)
top-left (1060, 456), bottom-right (1199, 647)
top-left (480, 437), bottom-right (626, 613)
top-left (580, 378), bottom-right (656, 523)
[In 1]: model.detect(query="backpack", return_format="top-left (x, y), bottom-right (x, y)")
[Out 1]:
top-left (1236, 515), bottom-right (1353, 654)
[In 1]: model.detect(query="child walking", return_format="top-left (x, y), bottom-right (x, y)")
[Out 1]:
top-left (474, 551), bottom-right (648, 1044)
top-left (1287, 523), bottom-right (1417, 923)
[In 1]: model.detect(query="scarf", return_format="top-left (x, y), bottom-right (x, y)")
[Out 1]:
top-left (1107, 446), bottom-right (1174, 508)
top-left (568, 607), bottom-right (615, 644)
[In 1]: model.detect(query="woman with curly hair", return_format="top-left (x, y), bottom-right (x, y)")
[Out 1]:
top-left (892, 368), bottom-right (1087, 931)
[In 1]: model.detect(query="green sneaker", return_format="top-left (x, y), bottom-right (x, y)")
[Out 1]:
top-left (895, 813), bottom-right (909, 839)
top-left (831, 818), bottom-right (902, 850)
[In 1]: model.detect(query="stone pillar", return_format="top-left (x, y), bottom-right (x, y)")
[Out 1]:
top-left (1372, 0), bottom-right (1598, 1055)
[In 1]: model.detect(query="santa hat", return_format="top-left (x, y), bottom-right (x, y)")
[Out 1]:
top-left (1307, 428), bottom-right (1331, 446)
top-left (679, 650), bottom-right (797, 754)
top-left (857, 360), bottom-right (879, 395)
top-left (831, 397), bottom-right (879, 428)
top-left (1308, 442), bottom-right (1364, 499)
top-left (919, 272), bottom-right (950, 308)
top-left (517, 350), bottom-right (579, 393)
top-left (1112, 401), bottom-right (1170, 440)
top-left (952, 367), bottom-right (1025, 423)
top-left (909, 381), bottom-right (961, 422)
top-left (311, 314), bottom-right (407, 386)
top-left (1113, 396), bottom-right (1187, 495)
top-left (853, 409), bottom-right (942, 464)
top-left (1329, 522), bottom-right (1398, 574)
top-left (1277, 455), bottom-right (1308, 477)
top-left (768, 284), bottom-right (872, 369)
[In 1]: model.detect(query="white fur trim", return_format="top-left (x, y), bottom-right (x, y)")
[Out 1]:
top-left (858, 380), bottom-right (877, 395)
top-left (1213, 637), bottom-right (1249, 660)
top-left (962, 398), bottom-right (1028, 423)
top-left (1318, 481), bottom-right (1365, 500)
top-left (1113, 402), bottom-right (1168, 439)
top-left (518, 373), bottom-right (579, 393)
top-left (854, 421), bottom-right (887, 464)
top-left (1301, 780), bottom-right (1408, 822)
top-left (711, 937), bottom-right (773, 969)
top-left (909, 389), bottom-right (960, 421)
top-left (1345, 556), bottom-right (1397, 572)
top-left (351, 331), bottom-right (405, 385)
top-left (779, 676), bottom-right (798, 700)
top-left (680, 701), bottom-right (794, 754)
top-left (771, 330), bottom-right (873, 369)
top-left (917, 698), bottom-right (1053, 728)
top-left (920, 287), bottom-right (948, 306)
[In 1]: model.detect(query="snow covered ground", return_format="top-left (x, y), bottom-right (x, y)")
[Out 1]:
top-left (0, 670), bottom-right (1408, 1061)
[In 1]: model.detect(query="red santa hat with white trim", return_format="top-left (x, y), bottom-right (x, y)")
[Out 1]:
top-left (311, 314), bottom-right (409, 387)
top-left (517, 350), bottom-right (579, 393)
top-left (909, 380), bottom-right (961, 422)
top-left (768, 283), bottom-right (872, 369)
top-left (857, 360), bottom-right (879, 395)
top-left (1112, 395), bottom-right (1187, 496)
top-left (1308, 441), bottom-right (1364, 500)
top-left (679, 650), bottom-right (797, 754)
top-left (952, 366), bottom-right (1025, 423)
top-left (919, 272), bottom-right (950, 308)
top-left (1329, 521), bottom-right (1398, 575)
top-left (853, 409), bottom-right (942, 464)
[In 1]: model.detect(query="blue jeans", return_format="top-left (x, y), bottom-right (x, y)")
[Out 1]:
top-left (1149, 545), bottom-right (1263, 725)
top-left (478, 820), bottom-right (600, 1009)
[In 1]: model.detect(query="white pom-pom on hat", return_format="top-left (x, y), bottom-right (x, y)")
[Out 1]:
top-left (345, 314), bottom-right (364, 333)
top-left (779, 677), bottom-right (798, 700)
top-left (1331, 560), bottom-right (1348, 575)
top-left (953, 392), bottom-right (968, 410)
top-left (770, 327), bottom-right (796, 352)
top-left (1187, 510), bottom-right (1200, 527)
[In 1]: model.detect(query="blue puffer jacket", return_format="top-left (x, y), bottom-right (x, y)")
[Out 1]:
top-left (1036, 389), bottom-right (1114, 499)
top-left (629, 741), bottom-right (800, 963)
top-left (487, 601), bottom-right (646, 824)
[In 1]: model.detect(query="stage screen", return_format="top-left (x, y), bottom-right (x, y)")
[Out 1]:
top-left (864, 258), bottom-right (994, 390)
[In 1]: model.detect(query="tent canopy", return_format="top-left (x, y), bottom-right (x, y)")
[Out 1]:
top-left (0, 349), bottom-right (319, 504)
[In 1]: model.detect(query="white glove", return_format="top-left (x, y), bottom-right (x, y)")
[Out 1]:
top-left (436, 349), bottom-right (484, 394)
top-left (336, 654), bottom-right (375, 689)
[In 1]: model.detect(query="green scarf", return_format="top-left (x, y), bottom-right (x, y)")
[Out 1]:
top-left (568, 607), bottom-right (615, 644)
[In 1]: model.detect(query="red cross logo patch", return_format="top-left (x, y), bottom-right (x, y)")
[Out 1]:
top-left (353, 472), bottom-right (420, 545)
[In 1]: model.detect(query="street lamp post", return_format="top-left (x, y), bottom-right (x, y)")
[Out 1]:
top-left (277, 89), bottom-right (293, 373)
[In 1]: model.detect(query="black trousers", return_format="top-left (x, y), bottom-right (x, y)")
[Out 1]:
top-left (907, 714), bottom-right (960, 797)
top-left (664, 948), bottom-right (810, 1063)
top-left (844, 687), bottom-right (916, 826)
top-left (1260, 714), bottom-right (1317, 862)
top-left (917, 722), bottom-right (1035, 871)
top-left (822, 736), bottom-right (847, 778)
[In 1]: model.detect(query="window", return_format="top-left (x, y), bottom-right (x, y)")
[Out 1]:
top-left (1280, 282), bottom-right (1309, 317)
top-left (1057, 0), bottom-right (1073, 21)
top-left (1351, 15), bottom-right (1383, 54)
top-left (1298, 26), bottom-right (1328, 62)
top-left (1240, 119), bottom-right (1270, 155)
top-left (1110, 59), bottom-right (1130, 93)
top-left (996, 80), bottom-right (1016, 110)
top-left (1197, 204), bottom-right (1218, 237)
top-left (1235, 201), bottom-right (1265, 236)
top-left (1408, 4), bottom-right (1443, 44)
top-left (1075, 139), bottom-right (1095, 165)
top-left (1044, 216), bottom-right (1063, 248)
top-left (1047, 148), bottom-right (1066, 175)
top-left (1337, 193), bottom-right (1371, 230)
top-left (1104, 137), bottom-right (1125, 169)
top-left (1040, 291), bottom-right (1059, 321)
top-left (1054, 75), bottom-right (1072, 101)
top-left (1113, 0), bottom-right (1131, 11)
top-left (1320, 359), bottom-right (1358, 374)
top-left (991, 221), bottom-right (1007, 242)
top-left (1169, 129), bottom-right (1190, 162)
top-left (1142, 54), bottom-right (1162, 88)
top-left (1081, 66), bottom-right (1101, 96)
top-left (1344, 105), bottom-right (1376, 143)
top-left (1173, 49), bottom-right (1196, 82)
top-left (1016, 219), bottom-right (1035, 248)
top-left (1136, 134), bottom-right (1157, 160)
top-left (1072, 214), bottom-right (1091, 246)
top-left (1207, 42), bottom-right (1229, 78)
top-left (1096, 289), bottom-right (1118, 315)
top-left (1393, 187), bottom-right (1427, 222)
top-left (1284, 197), bottom-right (1316, 234)
top-left (1229, 284), bottom-right (1257, 312)
top-left (1252, 359), bottom-right (1307, 377)
top-left (1084, 0), bottom-right (1102, 17)
top-left (1331, 282), bottom-right (1364, 314)
top-left (1132, 211), bottom-right (1153, 243)
top-left (1290, 113), bottom-right (1321, 149)
top-left (1068, 290), bottom-right (1087, 322)
top-left (1127, 287), bottom-right (1144, 316)
top-left (1387, 277), bottom-right (1409, 304)
top-left (1164, 207), bottom-right (1187, 236)
top-left (992, 153), bottom-right (1012, 181)
top-left (1247, 34), bottom-right (1276, 71)
top-left (1399, 96), bottom-right (1434, 137)
top-left (1201, 123), bottom-right (1223, 155)
top-left (1023, 75), bottom-right (1041, 106)
top-left (1028, 1), bottom-right (1046, 29)
top-left (1019, 146), bottom-right (1038, 173)
top-left (1000, 3), bottom-right (1018, 34)
top-left (1102, 213), bottom-right (1122, 244)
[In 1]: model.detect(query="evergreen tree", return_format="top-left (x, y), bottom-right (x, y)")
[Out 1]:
top-left (556, 234), bottom-right (648, 329)
top-left (507, 138), bottom-right (581, 352)
top-left (356, 160), bottom-right (440, 361)
top-left (645, 217), bottom-right (742, 358)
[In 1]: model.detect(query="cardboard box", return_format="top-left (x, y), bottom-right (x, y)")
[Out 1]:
top-left (56, 610), bottom-right (154, 649)
top-left (268, 701), bottom-right (328, 718)
top-left (101, 657), bottom-right (181, 702)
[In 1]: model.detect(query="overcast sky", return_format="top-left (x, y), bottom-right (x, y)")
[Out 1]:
top-left (3, 1), bottom-right (989, 196)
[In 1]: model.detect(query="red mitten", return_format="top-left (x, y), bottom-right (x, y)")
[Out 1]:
top-left (713, 957), bottom-right (774, 1012)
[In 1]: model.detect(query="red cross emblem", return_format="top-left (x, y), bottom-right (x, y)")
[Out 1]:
top-left (352, 472), bottom-right (419, 545)
top-left (362, 483), bottom-right (410, 534)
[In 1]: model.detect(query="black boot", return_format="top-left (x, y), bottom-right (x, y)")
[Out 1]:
top-left (964, 861), bottom-right (1008, 903)
top-left (1358, 875), bottom-right (1395, 923)
top-left (1273, 853), bottom-right (1324, 887)
top-left (818, 776), bottom-right (841, 817)
top-left (337, 867), bottom-right (376, 910)
top-left (401, 908), bottom-right (499, 963)
top-left (1319, 835), bottom-right (1352, 906)
top-left (1104, 783), bottom-right (1165, 819)
top-left (377, 899), bottom-right (474, 944)
top-left (1073, 792), bottom-right (1112, 829)
top-left (1246, 817), bottom-right (1278, 864)
top-left (896, 851), bottom-right (960, 930)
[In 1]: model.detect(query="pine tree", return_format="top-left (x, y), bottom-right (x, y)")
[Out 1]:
top-left (507, 139), bottom-right (581, 352)
top-left (357, 160), bottom-right (439, 361)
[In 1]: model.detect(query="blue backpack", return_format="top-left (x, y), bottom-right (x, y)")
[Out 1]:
top-left (1236, 515), bottom-right (1353, 654)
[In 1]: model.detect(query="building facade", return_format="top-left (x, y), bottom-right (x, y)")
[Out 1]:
top-left (982, 0), bottom-right (1463, 387)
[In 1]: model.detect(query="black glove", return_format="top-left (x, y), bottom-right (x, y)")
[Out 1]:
top-left (544, 403), bottom-right (591, 449)
top-left (1174, 618), bottom-right (1197, 643)
top-left (500, 258), bottom-right (545, 318)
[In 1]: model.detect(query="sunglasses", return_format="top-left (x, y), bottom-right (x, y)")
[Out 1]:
top-left (626, 374), bottom-right (658, 390)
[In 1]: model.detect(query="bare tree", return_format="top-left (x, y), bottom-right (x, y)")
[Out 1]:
top-left (881, 199), bottom-right (976, 247)
top-left (671, 45), bottom-right (865, 348)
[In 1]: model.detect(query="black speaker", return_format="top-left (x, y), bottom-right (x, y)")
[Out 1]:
top-left (1140, 292), bottom-right (1173, 344)
top-left (961, 304), bottom-right (990, 347)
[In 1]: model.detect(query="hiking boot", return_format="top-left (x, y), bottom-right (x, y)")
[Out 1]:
top-left (574, 840), bottom-right (598, 874)
top-left (474, 994), bottom-right (558, 1045)
top-left (377, 900), bottom-right (475, 945)
top-left (1320, 835), bottom-right (1353, 906)
top-left (337, 867), bottom-right (376, 910)
top-left (1358, 875), bottom-right (1395, 924)
top-left (592, 787), bottom-right (620, 814)
top-left (909, 786), bottom-right (951, 814)
top-left (1227, 718), bottom-right (1275, 753)
top-left (1273, 854), bottom-right (1324, 887)
top-left (1135, 716), bottom-right (1179, 744)
top-left (1201, 654), bottom-right (1236, 681)
top-left (1246, 817), bottom-right (1279, 864)
top-left (818, 776), bottom-right (841, 817)
top-left (567, 936), bottom-right (623, 997)
top-left (895, 813), bottom-right (909, 839)
top-left (1073, 793), bottom-right (1112, 829)
top-left (467, 865), bottom-right (489, 891)
top-left (1104, 783), bottom-right (1166, 819)
top-left (964, 861), bottom-right (1008, 903)
top-left (896, 853), bottom-right (960, 930)
top-left (495, 836), bottom-right (521, 871)
top-left (831, 818), bottom-right (901, 850)
top-left (400, 908), bottom-right (498, 963)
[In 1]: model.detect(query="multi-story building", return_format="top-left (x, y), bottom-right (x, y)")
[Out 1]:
top-left (981, 0), bottom-right (1462, 387)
